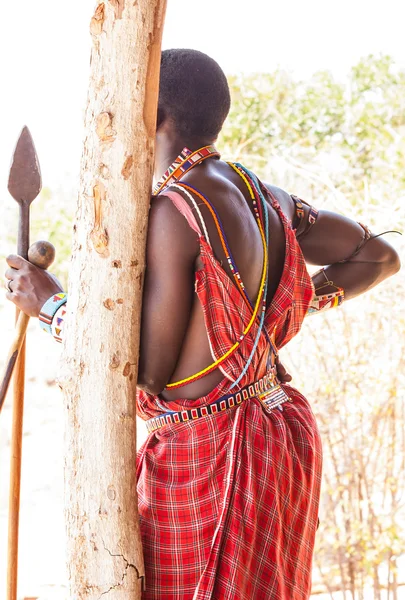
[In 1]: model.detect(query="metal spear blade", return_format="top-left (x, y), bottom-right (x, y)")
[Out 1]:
top-left (8, 126), bottom-right (42, 205)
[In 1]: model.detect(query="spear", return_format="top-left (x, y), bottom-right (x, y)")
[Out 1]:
top-left (4, 127), bottom-right (53, 600)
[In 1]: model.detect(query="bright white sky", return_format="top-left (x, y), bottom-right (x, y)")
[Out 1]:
top-left (0, 0), bottom-right (404, 190)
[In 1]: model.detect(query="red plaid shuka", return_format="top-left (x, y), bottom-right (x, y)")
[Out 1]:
top-left (137, 179), bottom-right (322, 599)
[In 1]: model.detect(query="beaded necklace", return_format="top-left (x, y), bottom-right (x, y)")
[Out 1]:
top-left (153, 145), bottom-right (220, 195)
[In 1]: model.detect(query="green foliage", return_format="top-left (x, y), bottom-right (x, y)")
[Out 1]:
top-left (219, 54), bottom-right (405, 228)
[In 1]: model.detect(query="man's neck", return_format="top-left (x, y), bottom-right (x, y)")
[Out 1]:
top-left (154, 134), bottom-right (215, 180)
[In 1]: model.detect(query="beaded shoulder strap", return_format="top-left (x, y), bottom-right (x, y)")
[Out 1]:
top-left (165, 180), bottom-right (269, 390)
top-left (175, 181), bottom-right (254, 301)
top-left (226, 163), bottom-right (277, 388)
top-left (162, 189), bottom-right (209, 243)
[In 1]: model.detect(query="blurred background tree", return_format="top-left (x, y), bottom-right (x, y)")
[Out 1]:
top-left (0, 53), bottom-right (403, 598)
top-left (220, 53), bottom-right (405, 598)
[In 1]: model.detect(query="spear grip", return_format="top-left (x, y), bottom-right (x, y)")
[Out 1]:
top-left (0, 241), bottom-right (56, 413)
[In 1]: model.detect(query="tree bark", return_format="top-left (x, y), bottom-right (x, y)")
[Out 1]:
top-left (60, 1), bottom-right (166, 597)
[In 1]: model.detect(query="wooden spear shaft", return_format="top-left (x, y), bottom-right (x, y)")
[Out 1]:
top-left (6, 242), bottom-right (55, 600)
top-left (7, 338), bottom-right (26, 600)
top-left (7, 220), bottom-right (29, 600)
top-left (6, 243), bottom-right (54, 598)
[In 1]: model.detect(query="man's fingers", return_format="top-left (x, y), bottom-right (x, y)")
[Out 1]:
top-left (48, 273), bottom-right (63, 289)
top-left (6, 254), bottom-right (27, 269)
top-left (5, 267), bottom-right (18, 281)
top-left (4, 278), bottom-right (13, 293)
top-left (277, 362), bottom-right (286, 375)
top-left (275, 359), bottom-right (293, 383)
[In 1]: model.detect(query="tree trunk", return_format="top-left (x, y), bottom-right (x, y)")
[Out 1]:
top-left (60, 1), bottom-right (166, 597)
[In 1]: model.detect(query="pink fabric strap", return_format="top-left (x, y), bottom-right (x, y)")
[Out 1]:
top-left (163, 191), bottom-right (203, 237)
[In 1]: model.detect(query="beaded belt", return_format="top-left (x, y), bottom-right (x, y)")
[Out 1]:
top-left (146, 370), bottom-right (291, 434)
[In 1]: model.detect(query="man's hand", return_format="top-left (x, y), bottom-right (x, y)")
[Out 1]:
top-left (4, 254), bottom-right (63, 318)
top-left (276, 358), bottom-right (292, 384)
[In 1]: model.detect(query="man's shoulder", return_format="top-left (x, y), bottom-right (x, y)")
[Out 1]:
top-left (147, 192), bottom-right (200, 262)
top-left (262, 182), bottom-right (295, 222)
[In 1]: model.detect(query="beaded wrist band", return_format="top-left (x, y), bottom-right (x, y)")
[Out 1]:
top-left (308, 270), bottom-right (344, 316)
top-left (307, 289), bottom-right (344, 315)
top-left (39, 293), bottom-right (67, 335)
top-left (51, 302), bottom-right (67, 343)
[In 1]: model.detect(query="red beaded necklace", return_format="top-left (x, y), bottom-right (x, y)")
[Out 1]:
top-left (153, 145), bottom-right (220, 195)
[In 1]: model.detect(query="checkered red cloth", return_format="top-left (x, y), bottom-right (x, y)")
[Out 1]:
top-left (137, 183), bottom-right (322, 599)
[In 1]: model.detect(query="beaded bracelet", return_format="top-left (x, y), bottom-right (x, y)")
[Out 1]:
top-left (307, 270), bottom-right (344, 316)
top-left (39, 292), bottom-right (67, 336)
top-left (51, 301), bottom-right (67, 343)
top-left (307, 289), bottom-right (344, 315)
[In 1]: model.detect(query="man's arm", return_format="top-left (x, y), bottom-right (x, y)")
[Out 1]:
top-left (296, 206), bottom-right (401, 300)
top-left (137, 195), bottom-right (200, 395)
top-left (267, 184), bottom-right (401, 301)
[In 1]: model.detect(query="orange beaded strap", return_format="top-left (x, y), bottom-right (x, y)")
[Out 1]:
top-left (165, 179), bottom-right (269, 390)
